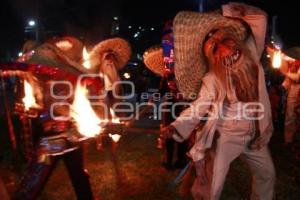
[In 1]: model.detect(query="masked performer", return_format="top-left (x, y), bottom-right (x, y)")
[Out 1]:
top-left (162, 3), bottom-right (275, 200)
top-left (4, 36), bottom-right (96, 200)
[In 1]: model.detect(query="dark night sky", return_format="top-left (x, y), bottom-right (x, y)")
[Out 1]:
top-left (0, 0), bottom-right (299, 60)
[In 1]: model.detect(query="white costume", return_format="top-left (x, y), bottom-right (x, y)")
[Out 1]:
top-left (170, 3), bottom-right (275, 200)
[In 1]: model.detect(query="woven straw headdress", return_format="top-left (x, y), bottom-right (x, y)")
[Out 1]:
top-left (173, 11), bottom-right (248, 99)
top-left (143, 46), bottom-right (165, 76)
top-left (89, 37), bottom-right (131, 73)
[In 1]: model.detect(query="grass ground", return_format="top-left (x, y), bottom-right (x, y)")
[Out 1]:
top-left (1, 120), bottom-right (300, 200)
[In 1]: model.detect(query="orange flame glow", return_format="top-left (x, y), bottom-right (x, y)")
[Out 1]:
top-left (110, 108), bottom-right (120, 124)
top-left (70, 83), bottom-right (122, 138)
top-left (22, 80), bottom-right (39, 111)
top-left (272, 50), bottom-right (282, 69)
top-left (71, 83), bottom-right (102, 137)
top-left (82, 47), bottom-right (91, 69)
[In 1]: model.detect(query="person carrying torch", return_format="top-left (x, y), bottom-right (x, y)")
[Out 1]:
top-left (267, 46), bottom-right (300, 146)
top-left (8, 36), bottom-right (96, 200)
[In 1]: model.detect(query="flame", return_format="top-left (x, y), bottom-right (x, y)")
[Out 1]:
top-left (110, 108), bottom-right (120, 124)
top-left (71, 83), bottom-right (102, 137)
top-left (82, 47), bottom-right (91, 69)
top-left (109, 134), bottom-right (121, 142)
top-left (70, 83), bottom-right (123, 137)
top-left (22, 80), bottom-right (39, 111)
top-left (272, 50), bottom-right (282, 69)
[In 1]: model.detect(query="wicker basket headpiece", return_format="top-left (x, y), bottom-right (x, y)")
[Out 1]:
top-left (143, 46), bottom-right (165, 76)
top-left (89, 38), bottom-right (131, 73)
top-left (173, 11), bottom-right (248, 99)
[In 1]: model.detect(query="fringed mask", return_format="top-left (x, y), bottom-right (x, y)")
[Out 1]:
top-left (204, 29), bottom-right (258, 102)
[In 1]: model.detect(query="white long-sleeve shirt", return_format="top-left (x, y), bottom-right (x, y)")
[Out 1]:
top-left (171, 4), bottom-right (273, 162)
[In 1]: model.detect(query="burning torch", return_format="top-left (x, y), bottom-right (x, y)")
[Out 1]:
top-left (70, 83), bottom-right (124, 151)
top-left (37, 82), bottom-right (124, 159)
top-left (267, 45), bottom-right (295, 72)
top-left (14, 79), bottom-right (42, 160)
top-left (272, 50), bottom-right (282, 69)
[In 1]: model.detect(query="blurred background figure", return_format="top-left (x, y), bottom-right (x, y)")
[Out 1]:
top-left (89, 37), bottom-right (131, 119)
top-left (281, 47), bottom-right (300, 146)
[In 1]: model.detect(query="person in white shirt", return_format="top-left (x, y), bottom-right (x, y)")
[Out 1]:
top-left (162, 3), bottom-right (275, 200)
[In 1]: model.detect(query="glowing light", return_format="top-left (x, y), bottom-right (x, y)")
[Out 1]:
top-left (150, 27), bottom-right (154, 31)
top-left (128, 25), bottom-right (132, 29)
top-left (18, 52), bottom-right (23, 57)
top-left (71, 84), bottom-right (102, 137)
top-left (123, 72), bottom-right (131, 79)
top-left (82, 47), bottom-right (91, 69)
top-left (22, 80), bottom-right (39, 111)
top-left (109, 134), bottom-right (121, 142)
top-left (113, 16), bottom-right (119, 20)
top-left (56, 40), bottom-right (73, 51)
top-left (272, 50), bottom-right (282, 69)
top-left (134, 32), bottom-right (140, 38)
top-left (28, 20), bottom-right (36, 27)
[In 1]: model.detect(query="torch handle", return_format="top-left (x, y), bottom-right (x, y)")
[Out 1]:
top-left (20, 115), bottom-right (34, 160)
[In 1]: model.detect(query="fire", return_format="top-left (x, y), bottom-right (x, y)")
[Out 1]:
top-left (71, 83), bottom-right (102, 137)
top-left (22, 80), bottom-right (39, 111)
top-left (82, 47), bottom-right (91, 69)
top-left (272, 50), bottom-right (282, 69)
top-left (110, 108), bottom-right (120, 124)
top-left (70, 83), bottom-right (122, 139)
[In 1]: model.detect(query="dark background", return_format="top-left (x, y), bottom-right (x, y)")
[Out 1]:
top-left (0, 0), bottom-right (299, 61)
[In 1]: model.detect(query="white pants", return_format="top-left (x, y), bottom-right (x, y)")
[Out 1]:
top-left (209, 133), bottom-right (275, 200)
